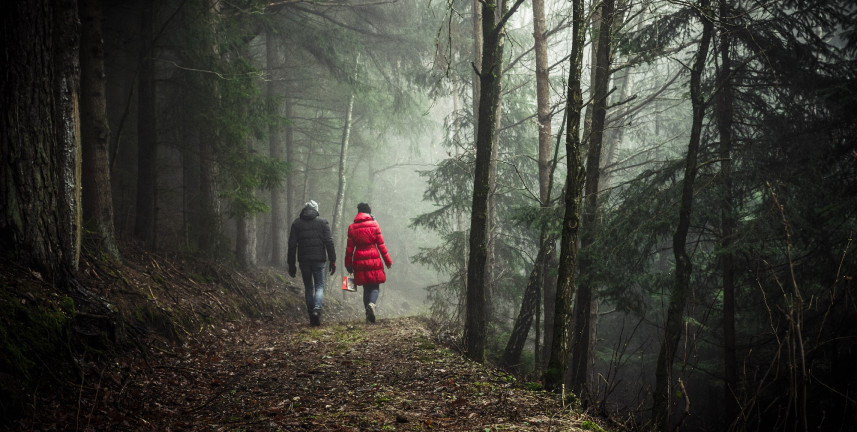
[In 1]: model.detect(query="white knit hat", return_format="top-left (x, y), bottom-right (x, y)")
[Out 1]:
top-left (306, 200), bottom-right (319, 212)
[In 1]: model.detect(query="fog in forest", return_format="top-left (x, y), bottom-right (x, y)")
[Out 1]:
top-left (2, 0), bottom-right (855, 430)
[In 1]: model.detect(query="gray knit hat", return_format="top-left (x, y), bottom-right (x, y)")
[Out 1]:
top-left (306, 200), bottom-right (319, 212)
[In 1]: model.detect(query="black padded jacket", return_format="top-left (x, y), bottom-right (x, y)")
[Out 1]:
top-left (287, 206), bottom-right (336, 268)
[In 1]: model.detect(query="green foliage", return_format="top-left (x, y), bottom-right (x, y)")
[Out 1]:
top-left (525, 381), bottom-right (542, 391)
top-left (616, 6), bottom-right (696, 63)
top-left (0, 291), bottom-right (74, 382)
top-left (588, 0), bottom-right (857, 427)
top-left (0, 290), bottom-right (76, 419)
top-left (221, 152), bottom-right (289, 218)
top-left (581, 420), bottom-right (606, 432)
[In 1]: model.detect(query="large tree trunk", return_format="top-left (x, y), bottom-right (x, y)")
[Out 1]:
top-left (332, 93), bottom-right (354, 244)
top-left (1, 0), bottom-right (82, 275)
top-left (134, 0), bottom-right (157, 249)
top-left (652, 1), bottom-right (713, 429)
top-left (569, 0), bottom-right (616, 400)
top-left (545, 0), bottom-right (586, 391)
top-left (80, 0), bottom-right (119, 261)
top-left (716, 1), bottom-right (738, 427)
top-left (267, 30), bottom-right (286, 267)
top-left (465, 0), bottom-right (508, 363)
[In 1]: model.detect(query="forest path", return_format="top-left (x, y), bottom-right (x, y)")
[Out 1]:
top-left (20, 316), bottom-right (587, 431)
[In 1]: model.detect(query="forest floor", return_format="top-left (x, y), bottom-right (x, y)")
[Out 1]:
top-left (1, 245), bottom-right (612, 431)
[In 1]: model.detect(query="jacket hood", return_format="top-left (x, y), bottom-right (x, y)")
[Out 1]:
top-left (300, 206), bottom-right (319, 220)
top-left (353, 212), bottom-right (373, 223)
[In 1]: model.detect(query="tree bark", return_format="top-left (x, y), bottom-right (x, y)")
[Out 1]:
top-left (267, 30), bottom-right (286, 266)
top-left (472, 0), bottom-right (483, 131)
top-left (545, 0), bottom-right (586, 391)
top-left (569, 0), bottom-right (616, 400)
top-left (197, 0), bottom-right (223, 255)
top-left (236, 214), bottom-right (257, 268)
top-left (716, 1), bottom-right (738, 427)
top-left (285, 96), bottom-right (296, 222)
top-left (332, 93), bottom-right (354, 245)
top-left (134, 0), bottom-right (157, 249)
top-left (80, 0), bottom-right (119, 261)
top-left (0, 0), bottom-right (82, 275)
top-left (527, 0), bottom-right (553, 376)
top-left (465, 0), bottom-right (507, 363)
top-left (533, 0), bottom-right (552, 206)
top-left (652, 0), bottom-right (713, 428)
top-left (486, 5), bottom-right (504, 339)
top-left (501, 232), bottom-right (557, 372)
top-left (541, 248), bottom-right (558, 371)
top-left (503, 0), bottom-right (556, 367)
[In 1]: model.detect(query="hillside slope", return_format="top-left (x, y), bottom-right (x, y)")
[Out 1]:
top-left (1, 246), bottom-right (606, 431)
top-left (15, 316), bottom-right (595, 431)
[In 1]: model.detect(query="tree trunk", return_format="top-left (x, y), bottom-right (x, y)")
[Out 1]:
top-left (541, 248), bottom-right (558, 371)
top-left (465, 0), bottom-right (508, 363)
top-left (80, 0), bottom-right (119, 260)
top-left (472, 0), bottom-right (483, 131)
top-left (0, 0), bottom-right (82, 275)
top-left (652, 1), bottom-right (713, 428)
top-left (79, 0), bottom-right (119, 260)
top-left (181, 122), bottom-right (201, 251)
top-left (285, 96), bottom-right (296, 222)
top-left (532, 0), bottom-right (555, 374)
top-left (501, 232), bottom-right (557, 372)
top-left (533, 0), bottom-right (552, 207)
top-left (134, 0), bottom-right (157, 249)
top-left (332, 93), bottom-right (354, 245)
top-left (545, 0), bottom-right (586, 391)
top-left (504, 0), bottom-right (553, 369)
top-left (569, 0), bottom-right (616, 400)
top-left (716, 1), bottom-right (738, 427)
top-left (236, 215), bottom-right (257, 269)
top-left (486, 10), bottom-right (504, 340)
top-left (197, 0), bottom-right (223, 255)
top-left (267, 30), bottom-right (286, 267)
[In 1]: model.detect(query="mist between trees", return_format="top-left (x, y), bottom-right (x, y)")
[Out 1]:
top-left (1, 0), bottom-right (855, 430)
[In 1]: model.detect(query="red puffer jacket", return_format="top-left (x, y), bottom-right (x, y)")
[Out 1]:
top-left (345, 213), bottom-right (392, 285)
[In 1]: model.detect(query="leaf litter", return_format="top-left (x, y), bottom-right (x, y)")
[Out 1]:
top-left (14, 315), bottom-right (593, 431)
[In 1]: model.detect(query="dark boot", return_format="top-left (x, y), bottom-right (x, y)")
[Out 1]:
top-left (365, 303), bottom-right (376, 323)
top-left (310, 309), bottom-right (321, 326)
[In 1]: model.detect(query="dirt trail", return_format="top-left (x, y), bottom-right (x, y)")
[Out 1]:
top-left (15, 316), bottom-right (587, 431)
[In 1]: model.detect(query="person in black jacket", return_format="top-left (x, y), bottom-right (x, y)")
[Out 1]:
top-left (287, 200), bottom-right (336, 326)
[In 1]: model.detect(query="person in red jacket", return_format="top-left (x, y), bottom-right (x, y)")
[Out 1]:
top-left (344, 202), bottom-right (392, 323)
